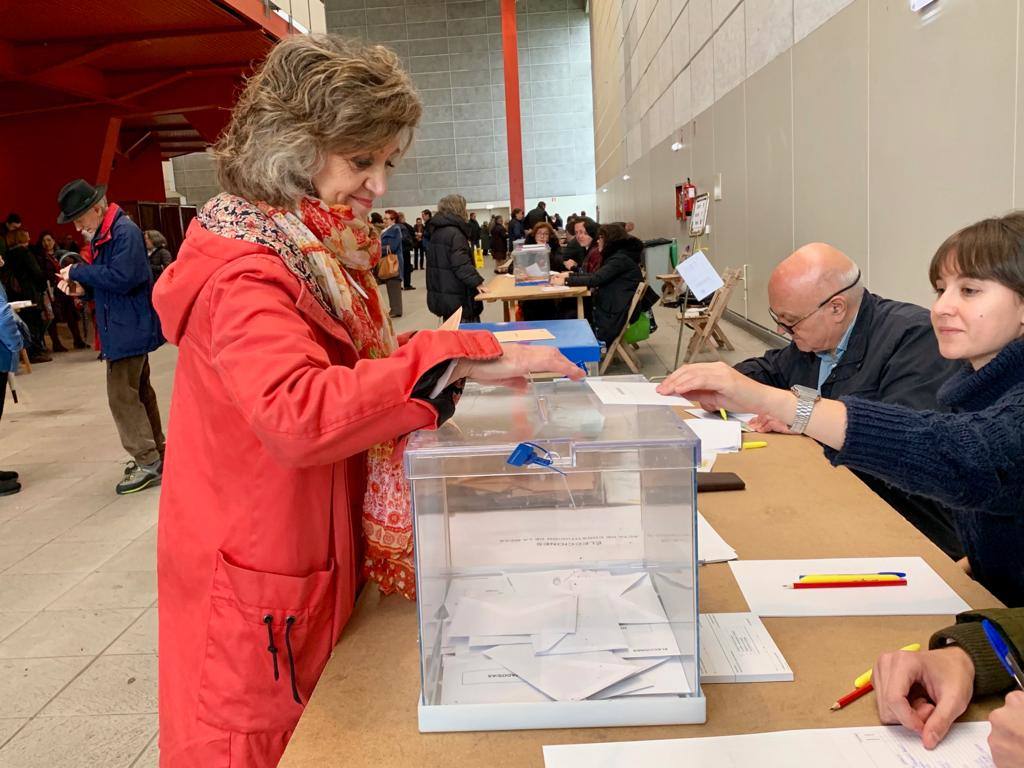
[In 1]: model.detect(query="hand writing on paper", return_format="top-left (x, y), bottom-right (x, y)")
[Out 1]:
top-left (453, 343), bottom-right (585, 389)
top-left (989, 691), bottom-right (1024, 767)
top-left (873, 647), bottom-right (974, 749)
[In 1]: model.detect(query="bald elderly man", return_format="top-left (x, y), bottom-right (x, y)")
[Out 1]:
top-left (734, 243), bottom-right (963, 558)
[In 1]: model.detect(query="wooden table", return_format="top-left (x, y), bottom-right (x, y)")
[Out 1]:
top-left (280, 428), bottom-right (1002, 768)
top-left (480, 274), bottom-right (590, 321)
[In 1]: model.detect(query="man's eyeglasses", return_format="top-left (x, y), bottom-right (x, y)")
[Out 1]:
top-left (768, 269), bottom-right (862, 335)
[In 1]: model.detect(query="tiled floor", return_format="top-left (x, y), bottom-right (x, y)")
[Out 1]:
top-left (0, 259), bottom-right (776, 766)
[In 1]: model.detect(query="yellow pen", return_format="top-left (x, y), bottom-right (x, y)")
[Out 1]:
top-left (853, 644), bottom-right (921, 688)
top-left (742, 441), bottom-right (767, 450)
top-left (719, 408), bottom-right (728, 420)
top-left (799, 574), bottom-right (904, 584)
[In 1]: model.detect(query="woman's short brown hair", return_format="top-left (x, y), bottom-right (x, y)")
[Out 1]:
top-left (437, 194), bottom-right (467, 221)
top-left (145, 230), bottom-right (168, 249)
top-left (532, 221), bottom-right (556, 242)
top-left (214, 34), bottom-right (422, 207)
top-left (929, 211), bottom-right (1024, 298)
top-left (598, 222), bottom-right (629, 245)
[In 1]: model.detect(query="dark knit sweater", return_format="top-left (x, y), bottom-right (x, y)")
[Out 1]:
top-left (828, 338), bottom-right (1024, 607)
top-left (931, 608), bottom-right (1024, 696)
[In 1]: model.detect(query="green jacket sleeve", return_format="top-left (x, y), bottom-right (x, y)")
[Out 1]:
top-left (930, 608), bottom-right (1024, 696)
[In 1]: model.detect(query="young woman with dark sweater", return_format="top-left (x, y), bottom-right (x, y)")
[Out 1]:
top-left (658, 212), bottom-right (1024, 608)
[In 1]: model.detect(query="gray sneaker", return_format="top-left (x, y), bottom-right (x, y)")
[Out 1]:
top-left (116, 460), bottom-right (162, 495)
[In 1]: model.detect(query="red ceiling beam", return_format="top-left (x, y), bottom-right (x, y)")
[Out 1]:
top-left (18, 24), bottom-right (251, 52)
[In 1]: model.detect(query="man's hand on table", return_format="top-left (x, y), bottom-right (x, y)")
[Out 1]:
top-left (873, 647), bottom-right (974, 749)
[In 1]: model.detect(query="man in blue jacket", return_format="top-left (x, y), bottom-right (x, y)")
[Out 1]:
top-left (56, 179), bottom-right (165, 495)
top-left (734, 243), bottom-right (962, 558)
top-left (0, 276), bottom-right (24, 496)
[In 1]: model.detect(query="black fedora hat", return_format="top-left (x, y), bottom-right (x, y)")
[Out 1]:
top-left (57, 179), bottom-right (107, 225)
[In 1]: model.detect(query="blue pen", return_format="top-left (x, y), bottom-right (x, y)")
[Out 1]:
top-left (982, 619), bottom-right (1024, 690)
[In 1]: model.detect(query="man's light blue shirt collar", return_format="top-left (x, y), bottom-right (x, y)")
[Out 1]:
top-left (816, 309), bottom-right (860, 391)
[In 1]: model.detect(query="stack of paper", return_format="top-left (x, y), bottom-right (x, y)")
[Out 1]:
top-left (699, 613), bottom-right (792, 683)
top-left (440, 570), bottom-right (695, 705)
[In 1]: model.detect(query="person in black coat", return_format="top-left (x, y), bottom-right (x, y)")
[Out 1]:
top-left (144, 230), bottom-right (173, 281)
top-left (425, 194), bottom-right (485, 323)
top-left (524, 201), bottom-right (550, 233)
top-left (467, 212), bottom-right (481, 248)
top-left (490, 215), bottom-right (508, 268)
top-left (552, 223), bottom-right (643, 345)
top-left (0, 230), bottom-right (51, 362)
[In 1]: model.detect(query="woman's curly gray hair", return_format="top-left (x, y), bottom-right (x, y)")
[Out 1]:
top-left (214, 34), bottom-right (422, 207)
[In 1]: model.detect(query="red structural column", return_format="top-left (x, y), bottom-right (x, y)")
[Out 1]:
top-left (500, 0), bottom-right (525, 213)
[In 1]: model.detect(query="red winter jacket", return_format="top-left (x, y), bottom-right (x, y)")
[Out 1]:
top-left (152, 220), bottom-right (501, 768)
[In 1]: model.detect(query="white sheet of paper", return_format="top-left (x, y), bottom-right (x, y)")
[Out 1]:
top-left (441, 654), bottom-right (551, 705)
top-left (507, 570), bottom-right (645, 598)
top-left (483, 646), bottom-right (650, 701)
top-left (447, 593), bottom-right (579, 637)
top-left (525, 262), bottom-right (547, 277)
top-left (675, 250), bottom-right (724, 301)
top-left (592, 657), bottom-right (692, 698)
top-left (442, 574), bottom-right (513, 612)
top-left (586, 380), bottom-right (694, 408)
top-left (535, 594), bottom-right (629, 655)
top-left (699, 613), bottom-right (792, 683)
top-left (612, 574), bottom-right (669, 624)
top-left (447, 506), bottom-right (644, 569)
top-left (493, 328), bottom-right (557, 342)
top-left (729, 557), bottom-right (971, 617)
top-left (541, 285), bottom-right (573, 292)
top-left (697, 513), bottom-right (737, 564)
top-left (620, 623), bottom-right (682, 658)
top-left (468, 634), bottom-right (531, 648)
top-left (685, 419), bottom-right (742, 453)
top-left (543, 722), bottom-right (994, 768)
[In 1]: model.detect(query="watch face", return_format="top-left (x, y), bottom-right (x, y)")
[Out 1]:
top-left (792, 385), bottom-right (816, 398)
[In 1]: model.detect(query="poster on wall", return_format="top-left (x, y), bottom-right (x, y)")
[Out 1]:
top-left (675, 184), bottom-right (684, 220)
top-left (688, 193), bottom-right (710, 237)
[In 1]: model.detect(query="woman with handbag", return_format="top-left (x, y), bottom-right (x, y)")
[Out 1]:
top-left (151, 34), bottom-right (583, 767)
top-left (380, 210), bottom-right (404, 317)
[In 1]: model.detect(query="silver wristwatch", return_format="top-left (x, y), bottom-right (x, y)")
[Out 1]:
top-left (789, 385), bottom-right (821, 435)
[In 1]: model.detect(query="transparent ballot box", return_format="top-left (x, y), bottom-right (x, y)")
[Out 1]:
top-left (406, 379), bottom-right (704, 732)
top-left (513, 242), bottom-right (551, 286)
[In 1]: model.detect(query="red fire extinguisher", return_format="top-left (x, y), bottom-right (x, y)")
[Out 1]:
top-left (683, 178), bottom-right (697, 217)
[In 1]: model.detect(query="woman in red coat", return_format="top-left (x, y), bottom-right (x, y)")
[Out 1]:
top-left (152, 35), bottom-right (580, 768)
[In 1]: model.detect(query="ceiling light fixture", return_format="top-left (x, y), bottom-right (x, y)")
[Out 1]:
top-left (671, 141), bottom-right (683, 152)
top-left (622, 174), bottom-right (630, 181)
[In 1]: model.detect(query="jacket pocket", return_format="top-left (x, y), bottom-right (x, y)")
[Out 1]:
top-left (196, 551), bottom-right (336, 734)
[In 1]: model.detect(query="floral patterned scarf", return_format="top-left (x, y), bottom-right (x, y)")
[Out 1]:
top-left (199, 193), bottom-right (416, 599)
